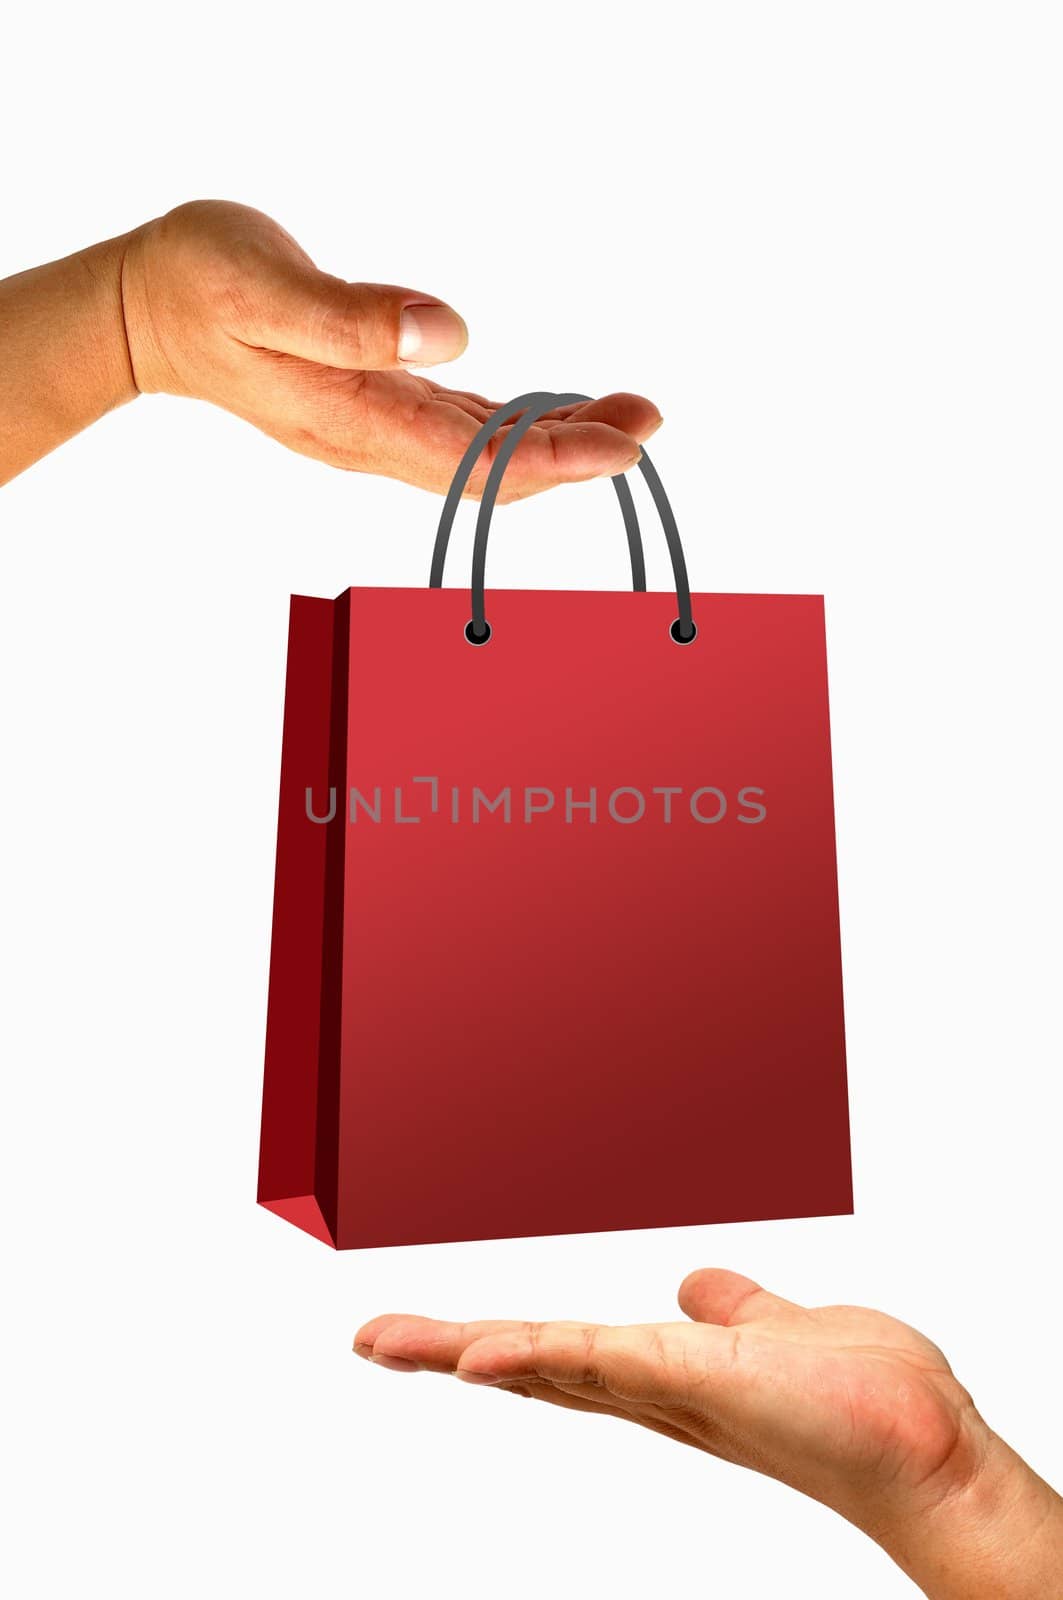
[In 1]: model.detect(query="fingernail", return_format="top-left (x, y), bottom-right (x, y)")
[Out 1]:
top-left (455, 1369), bottom-right (503, 1385)
top-left (398, 304), bottom-right (467, 365)
top-left (371, 1353), bottom-right (422, 1373)
top-left (352, 1342), bottom-right (374, 1360)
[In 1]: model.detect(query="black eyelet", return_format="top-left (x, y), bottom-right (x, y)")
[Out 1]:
top-left (670, 618), bottom-right (697, 645)
top-left (465, 619), bottom-right (492, 646)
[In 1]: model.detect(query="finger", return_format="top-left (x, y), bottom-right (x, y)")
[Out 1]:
top-left (421, 381), bottom-right (496, 409)
top-left (515, 1383), bottom-right (708, 1451)
top-left (419, 385), bottom-right (663, 443)
top-left (508, 1380), bottom-right (627, 1415)
top-left (503, 1379), bottom-right (642, 1427)
top-left (454, 1321), bottom-right (717, 1406)
top-left (420, 392), bottom-right (496, 425)
top-left (393, 389), bottom-right (650, 501)
top-left (536, 393), bottom-right (663, 442)
top-left (242, 270), bottom-right (468, 371)
top-left (354, 1315), bottom-right (587, 1374)
top-left (466, 420), bottom-right (644, 503)
top-left (237, 363), bottom-right (652, 499)
top-left (353, 1313), bottom-right (437, 1372)
top-left (678, 1269), bottom-right (807, 1328)
top-left (353, 1312), bottom-right (437, 1357)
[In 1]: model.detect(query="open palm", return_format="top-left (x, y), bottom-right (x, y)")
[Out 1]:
top-left (356, 1269), bottom-right (989, 1538)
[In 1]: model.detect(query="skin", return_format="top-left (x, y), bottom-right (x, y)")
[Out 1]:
top-left (356, 1269), bottom-right (1063, 1598)
top-left (0, 199), bottom-right (661, 490)
top-left (4, 203), bottom-right (1060, 1594)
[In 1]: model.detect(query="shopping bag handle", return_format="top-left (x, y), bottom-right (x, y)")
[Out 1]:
top-left (428, 392), bottom-right (696, 645)
top-left (429, 392), bottom-right (645, 594)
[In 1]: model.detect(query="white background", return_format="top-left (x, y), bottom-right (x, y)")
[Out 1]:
top-left (1, 4), bottom-right (1061, 1596)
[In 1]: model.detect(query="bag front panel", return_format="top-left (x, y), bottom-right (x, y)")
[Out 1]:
top-left (328, 585), bottom-right (850, 1248)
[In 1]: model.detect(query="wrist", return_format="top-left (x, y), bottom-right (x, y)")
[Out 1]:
top-left (873, 1432), bottom-right (1063, 1599)
top-left (0, 229), bottom-right (138, 484)
top-left (71, 231), bottom-right (139, 413)
top-left (118, 215), bottom-right (174, 396)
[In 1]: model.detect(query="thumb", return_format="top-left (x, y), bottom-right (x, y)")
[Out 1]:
top-left (678, 1268), bottom-right (806, 1328)
top-left (255, 269), bottom-right (468, 371)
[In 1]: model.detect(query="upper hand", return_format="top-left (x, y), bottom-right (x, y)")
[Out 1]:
top-left (120, 201), bottom-right (661, 499)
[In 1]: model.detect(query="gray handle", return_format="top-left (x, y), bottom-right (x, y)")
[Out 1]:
top-left (430, 391), bottom-right (695, 645)
top-left (429, 391), bottom-right (646, 593)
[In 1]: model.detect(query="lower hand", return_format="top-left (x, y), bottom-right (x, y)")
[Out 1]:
top-left (356, 1268), bottom-right (1063, 1599)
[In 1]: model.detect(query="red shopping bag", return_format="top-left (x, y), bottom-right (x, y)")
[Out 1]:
top-left (258, 393), bottom-right (851, 1249)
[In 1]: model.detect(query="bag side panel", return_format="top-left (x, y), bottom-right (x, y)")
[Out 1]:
top-left (257, 594), bottom-right (338, 1247)
top-left (313, 589), bottom-right (352, 1245)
